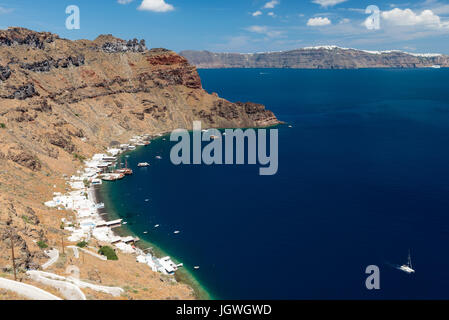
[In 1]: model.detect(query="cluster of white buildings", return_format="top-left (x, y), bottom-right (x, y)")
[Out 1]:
top-left (44, 134), bottom-right (182, 276)
top-left (137, 254), bottom-right (183, 276)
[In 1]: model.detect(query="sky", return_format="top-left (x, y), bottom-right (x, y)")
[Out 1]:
top-left (1, 0), bottom-right (449, 54)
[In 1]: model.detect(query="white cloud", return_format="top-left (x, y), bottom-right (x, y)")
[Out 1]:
top-left (311, 0), bottom-right (347, 8)
top-left (381, 8), bottom-right (449, 28)
top-left (263, 0), bottom-right (280, 9)
top-left (246, 25), bottom-right (283, 37)
top-left (252, 10), bottom-right (263, 17)
top-left (118, 0), bottom-right (133, 4)
top-left (268, 12), bottom-right (275, 17)
top-left (421, 0), bottom-right (449, 15)
top-left (0, 6), bottom-right (14, 14)
top-left (431, 4), bottom-right (449, 15)
top-left (307, 17), bottom-right (332, 26)
top-left (138, 0), bottom-right (174, 12)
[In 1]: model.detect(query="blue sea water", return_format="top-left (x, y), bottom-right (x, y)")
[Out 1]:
top-left (101, 68), bottom-right (449, 299)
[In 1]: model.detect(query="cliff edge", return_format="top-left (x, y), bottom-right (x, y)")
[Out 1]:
top-left (0, 27), bottom-right (279, 300)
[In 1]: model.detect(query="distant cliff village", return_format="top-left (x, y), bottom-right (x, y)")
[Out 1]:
top-left (180, 47), bottom-right (448, 69)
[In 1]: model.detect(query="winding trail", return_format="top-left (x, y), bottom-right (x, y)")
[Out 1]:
top-left (0, 277), bottom-right (62, 300)
top-left (69, 246), bottom-right (80, 259)
top-left (75, 247), bottom-right (107, 261)
top-left (42, 249), bottom-right (59, 270)
top-left (27, 270), bottom-right (124, 298)
top-left (27, 271), bottom-right (86, 300)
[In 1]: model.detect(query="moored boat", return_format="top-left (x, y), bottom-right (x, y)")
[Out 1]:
top-left (115, 160), bottom-right (133, 175)
top-left (101, 173), bottom-right (125, 181)
top-left (138, 162), bottom-right (150, 167)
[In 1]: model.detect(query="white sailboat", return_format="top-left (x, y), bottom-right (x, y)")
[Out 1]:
top-left (399, 250), bottom-right (415, 274)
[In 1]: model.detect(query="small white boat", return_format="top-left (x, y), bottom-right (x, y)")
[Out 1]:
top-left (431, 65), bottom-right (441, 69)
top-left (95, 203), bottom-right (105, 209)
top-left (156, 156), bottom-right (162, 160)
top-left (288, 125), bottom-right (293, 128)
top-left (123, 222), bottom-right (128, 225)
top-left (194, 266), bottom-right (200, 270)
top-left (145, 199), bottom-right (150, 202)
top-left (154, 224), bottom-right (160, 228)
top-left (399, 250), bottom-right (415, 274)
top-left (174, 231), bottom-right (180, 234)
top-left (143, 231), bottom-right (148, 234)
top-left (138, 162), bottom-right (150, 167)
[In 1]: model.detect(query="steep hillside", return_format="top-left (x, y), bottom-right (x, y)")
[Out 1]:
top-left (0, 27), bottom-right (279, 300)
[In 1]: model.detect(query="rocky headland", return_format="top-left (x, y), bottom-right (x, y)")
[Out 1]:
top-left (0, 27), bottom-right (279, 300)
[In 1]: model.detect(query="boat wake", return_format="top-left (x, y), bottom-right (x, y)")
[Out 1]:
top-left (385, 261), bottom-right (404, 271)
top-left (384, 250), bottom-right (415, 274)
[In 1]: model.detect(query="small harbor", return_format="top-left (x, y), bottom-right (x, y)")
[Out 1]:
top-left (44, 134), bottom-right (186, 277)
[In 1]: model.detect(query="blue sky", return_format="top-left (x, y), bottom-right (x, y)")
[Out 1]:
top-left (1, 0), bottom-right (449, 53)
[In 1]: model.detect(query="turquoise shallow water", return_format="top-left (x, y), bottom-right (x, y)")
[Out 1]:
top-left (101, 68), bottom-right (449, 299)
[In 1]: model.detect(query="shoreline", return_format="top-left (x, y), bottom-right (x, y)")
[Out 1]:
top-left (46, 125), bottom-right (283, 300)
top-left (92, 137), bottom-right (213, 300)
top-left (45, 133), bottom-right (211, 300)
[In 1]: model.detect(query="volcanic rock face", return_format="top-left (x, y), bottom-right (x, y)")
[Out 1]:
top-left (0, 27), bottom-right (279, 296)
top-left (0, 27), bottom-right (278, 166)
top-left (0, 65), bottom-right (11, 80)
top-left (0, 27), bottom-right (57, 49)
top-left (101, 37), bottom-right (147, 53)
top-left (180, 47), bottom-right (449, 69)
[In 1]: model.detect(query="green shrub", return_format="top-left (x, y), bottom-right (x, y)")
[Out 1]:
top-left (22, 215), bottom-right (31, 224)
top-left (37, 241), bottom-right (48, 249)
top-left (98, 246), bottom-right (118, 260)
top-left (0, 123), bottom-right (6, 128)
top-left (73, 153), bottom-right (86, 162)
top-left (76, 241), bottom-right (88, 248)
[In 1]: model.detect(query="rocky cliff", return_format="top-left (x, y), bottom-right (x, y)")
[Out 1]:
top-left (180, 46), bottom-right (449, 69)
top-left (0, 27), bottom-right (279, 300)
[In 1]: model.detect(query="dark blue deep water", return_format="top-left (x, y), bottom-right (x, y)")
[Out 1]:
top-left (101, 69), bottom-right (449, 299)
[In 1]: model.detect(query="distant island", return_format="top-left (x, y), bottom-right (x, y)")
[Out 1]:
top-left (180, 46), bottom-right (449, 69)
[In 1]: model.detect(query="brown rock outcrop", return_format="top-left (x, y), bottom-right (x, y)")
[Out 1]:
top-left (7, 150), bottom-right (42, 171)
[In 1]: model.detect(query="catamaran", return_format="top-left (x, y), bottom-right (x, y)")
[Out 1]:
top-left (399, 250), bottom-right (415, 274)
